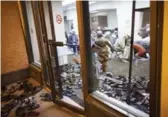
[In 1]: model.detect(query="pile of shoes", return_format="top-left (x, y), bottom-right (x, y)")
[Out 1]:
top-left (98, 72), bottom-right (149, 114)
top-left (1, 80), bottom-right (42, 117)
top-left (62, 63), bottom-right (81, 74)
top-left (2, 80), bottom-right (42, 100)
top-left (15, 97), bottom-right (40, 117)
top-left (1, 100), bottom-right (19, 117)
top-left (60, 63), bottom-right (82, 97)
top-left (62, 85), bottom-right (76, 97)
top-left (2, 96), bottom-right (40, 117)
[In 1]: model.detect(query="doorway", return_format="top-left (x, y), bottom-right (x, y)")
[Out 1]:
top-left (39, 1), bottom-right (84, 111)
top-left (21, 1), bottom-right (85, 114)
top-left (20, 1), bottom-right (163, 117)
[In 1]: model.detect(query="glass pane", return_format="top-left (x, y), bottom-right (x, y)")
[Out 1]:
top-left (47, 1), bottom-right (84, 109)
top-left (89, 1), bottom-right (149, 117)
top-left (89, 0), bottom-right (132, 112)
top-left (58, 48), bottom-right (84, 109)
top-left (131, 10), bottom-right (150, 114)
top-left (25, 1), bottom-right (41, 65)
top-left (135, 1), bottom-right (150, 9)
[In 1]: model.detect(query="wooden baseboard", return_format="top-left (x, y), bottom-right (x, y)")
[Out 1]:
top-left (1, 68), bottom-right (30, 86)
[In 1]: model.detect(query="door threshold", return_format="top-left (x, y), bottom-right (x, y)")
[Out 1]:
top-left (61, 96), bottom-right (84, 109)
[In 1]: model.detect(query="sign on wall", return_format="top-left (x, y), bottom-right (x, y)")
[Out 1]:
top-left (56, 14), bottom-right (62, 24)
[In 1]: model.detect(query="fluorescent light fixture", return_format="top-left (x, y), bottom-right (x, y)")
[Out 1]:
top-left (89, 1), bottom-right (96, 4)
top-left (90, 10), bottom-right (98, 13)
top-left (62, 0), bottom-right (76, 6)
top-left (66, 6), bottom-right (76, 10)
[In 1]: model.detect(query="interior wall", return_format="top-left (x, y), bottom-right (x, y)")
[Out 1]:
top-left (90, 10), bottom-right (118, 29)
top-left (134, 12), bottom-right (143, 40)
top-left (107, 9), bottom-right (118, 29)
top-left (51, 1), bottom-right (68, 65)
top-left (161, 2), bottom-right (168, 117)
top-left (1, 1), bottom-right (29, 74)
top-left (64, 8), bottom-right (78, 35)
top-left (116, 1), bottom-right (133, 38)
top-left (63, 1), bottom-right (149, 38)
top-left (65, 1), bottom-right (133, 38)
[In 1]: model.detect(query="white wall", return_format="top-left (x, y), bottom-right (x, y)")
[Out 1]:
top-left (64, 1), bottom-right (133, 38)
top-left (25, 1), bottom-right (40, 64)
top-left (64, 8), bottom-right (78, 35)
top-left (116, 1), bottom-right (133, 38)
top-left (89, 1), bottom-right (133, 38)
top-left (107, 9), bottom-right (118, 29)
top-left (51, 1), bottom-right (69, 65)
top-left (134, 12), bottom-right (143, 40)
top-left (63, 0), bottom-right (150, 38)
top-left (51, 1), bottom-right (66, 43)
top-left (90, 10), bottom-right (118, 29)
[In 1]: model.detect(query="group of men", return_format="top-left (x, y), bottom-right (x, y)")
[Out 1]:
top-left (65, 25), bottom-right (150, 72)
top-left (91, 24), bottom-right (150, 72)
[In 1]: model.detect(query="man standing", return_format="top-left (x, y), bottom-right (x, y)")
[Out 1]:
top-left (68, 30), bottom-right (79, 54)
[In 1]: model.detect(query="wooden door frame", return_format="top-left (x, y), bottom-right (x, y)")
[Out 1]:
top-left (150, 1), bottom-right (164, 117)
top-left (77, 1), bottom-right (164, 117)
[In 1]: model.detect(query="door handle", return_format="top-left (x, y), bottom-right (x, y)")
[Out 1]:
top-left (48, 40), bottom-right (79, 46)
top-left (48, 40), bottom-right (64, 46)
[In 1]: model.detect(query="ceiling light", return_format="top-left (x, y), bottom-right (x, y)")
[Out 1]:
top-left (90, 10), bottom-right (98, 13)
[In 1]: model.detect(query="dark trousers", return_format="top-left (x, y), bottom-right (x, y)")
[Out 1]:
top-left (71, 45), bottom-right (78, 54)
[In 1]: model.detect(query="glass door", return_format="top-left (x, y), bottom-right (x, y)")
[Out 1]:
top-left (37, 1), bottom-right (84, 113)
